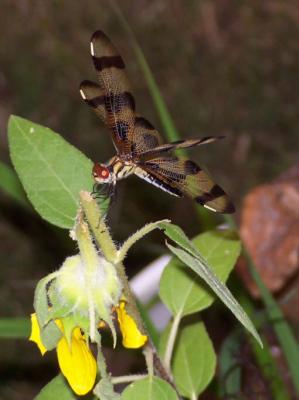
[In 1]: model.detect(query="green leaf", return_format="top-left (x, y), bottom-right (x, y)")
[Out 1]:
top-left (35, 374), bottom-right (76, 400)
top-left (165, 242), bottom-right (261, 346)
top-left (0, 161), bottom-right (29, 207)
top-left (0, 317), bottom-right (30, 338)
top-left (41, 320), bottom-right (62, 351)
top-left (8, 115), bottom-right (94, 229)
top-left (159, 229), bottom-right (241, 315)
top-left (159, 222), bottom-right (199, 255)
top-left (172, 320), bottom-right (216, 399)
top-left (34, 277), bottom-right (53, 329)
top-left (121, 377), bottom-right (178, 400)
top-left (34, 275), bottom-right (62, 350)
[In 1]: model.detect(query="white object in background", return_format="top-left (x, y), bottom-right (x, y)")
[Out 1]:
top-left (130, 255), bottom-right (172, 331)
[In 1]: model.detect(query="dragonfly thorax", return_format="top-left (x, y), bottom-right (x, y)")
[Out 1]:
top-left (109, 156), bottom-right (136, 182)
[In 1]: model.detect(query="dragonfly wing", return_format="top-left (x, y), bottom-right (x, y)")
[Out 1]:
top-left (138, 136), bottom-right (224, 157)
top-left (132, 115), bottom-right (163, 156)
top-left (137, 156), bottom-right (235, 213)
top-left (82, 30), bottom-right (136, 155)
top-left (80, 80), bottom-right (107, 123)
top-left (83, 31), bottom-right (165, 156)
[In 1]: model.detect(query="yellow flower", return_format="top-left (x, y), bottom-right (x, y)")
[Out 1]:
top-left (116, 301), bottom-right (147, 349)
top-left (57, 327), bottom-right (97, 396)
top-left (29, 313), bottom-right (47, 355)
top-left (29, 300), bottom-right (147, 395)
top-left (29, 314), bottom-right (97, 396)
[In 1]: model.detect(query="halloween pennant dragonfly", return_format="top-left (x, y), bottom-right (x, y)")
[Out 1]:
top-left (80, 30), bottom-right (235, 213)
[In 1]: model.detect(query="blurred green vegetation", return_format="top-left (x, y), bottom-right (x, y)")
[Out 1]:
top-left (1, 1), bottom-right (299, 399)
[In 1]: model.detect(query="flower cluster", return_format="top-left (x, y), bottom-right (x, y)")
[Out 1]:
top-left (29, 219), bottom-right (147, 395)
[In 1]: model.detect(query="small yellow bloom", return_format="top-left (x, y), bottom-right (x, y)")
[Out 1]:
top-left (29, 313), bottom-right (47, 356)
top-left (29, 314), bottom-right (96, 396)
top-left (57, 327), bottom-right (97, 396)
top-left (116, 301), bottom-right (147, 349)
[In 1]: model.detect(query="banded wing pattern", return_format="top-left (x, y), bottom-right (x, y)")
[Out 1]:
top-left (136, 157), bottom-right (235, 213)
top-left (81, 30), bottom-right (135, 154)
top-left (80, 80), bottom-right (107, 124)
top-left (80, 30), bottom-right (235, 214)
top-left (132, 115), bottom-right (163, 155)
top-left (80, 30), bottom-right (163, 156)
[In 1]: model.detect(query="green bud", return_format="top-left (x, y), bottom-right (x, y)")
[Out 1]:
top-left (54, 254), bottom-right (122, 321)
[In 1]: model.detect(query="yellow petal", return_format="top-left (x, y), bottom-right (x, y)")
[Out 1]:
top-left (116, 302), bottom-right (147, 349)
top-left (55, 319), bottom-right (63, 331)
top-left (57, 327), bottom-right (97, 395)
top-left (29, 313), bottom-right (47, 356)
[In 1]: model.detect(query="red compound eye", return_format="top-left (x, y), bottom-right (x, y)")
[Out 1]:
top-left (92, 163), bottom-right (110, 180)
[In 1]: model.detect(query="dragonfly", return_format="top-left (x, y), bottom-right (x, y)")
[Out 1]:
top-left (80, 30), bottom-right (235, 213)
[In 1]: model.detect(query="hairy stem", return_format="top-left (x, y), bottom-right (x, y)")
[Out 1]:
top-left (116, 219), bottom-right (170, 262)
top-left (111, 374), bottom-right (147, 384)
top-left (80, 191), bottom-right (175, 386)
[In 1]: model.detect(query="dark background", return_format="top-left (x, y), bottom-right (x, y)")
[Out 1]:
top-left (1, 1), bottom-right (299, 398)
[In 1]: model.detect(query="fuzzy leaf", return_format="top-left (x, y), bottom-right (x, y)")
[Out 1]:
top-left (8, 115), bottom-right (94, 229)
top-left (160, 230), bottom-right (241, 315)
top-left (159, 222), bottom-right (198, 255)
top-left (165, 241), bottom-right (261, 346)
top-left (34, 276), bottom-right (62, 350)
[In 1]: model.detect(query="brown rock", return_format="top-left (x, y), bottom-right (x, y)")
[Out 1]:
top-left (239, 165), bottom-right (299, 296)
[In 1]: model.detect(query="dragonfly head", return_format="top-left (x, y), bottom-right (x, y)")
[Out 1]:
top-left (92, 163), bottom-right (113, 184)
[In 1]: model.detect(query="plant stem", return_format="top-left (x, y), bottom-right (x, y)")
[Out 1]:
top-left (164, 311), bottom-right (182, 372)
top-left (116, 219), bottom-right (170, 262)
top-left (75, 210), bottom-right (100, 341)
top-left (80, 191), bottom-right (175, 385)
top-left (143, 344), bottom-right (154, 376)
top-left (111, 374), bottom-right (147, 384)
